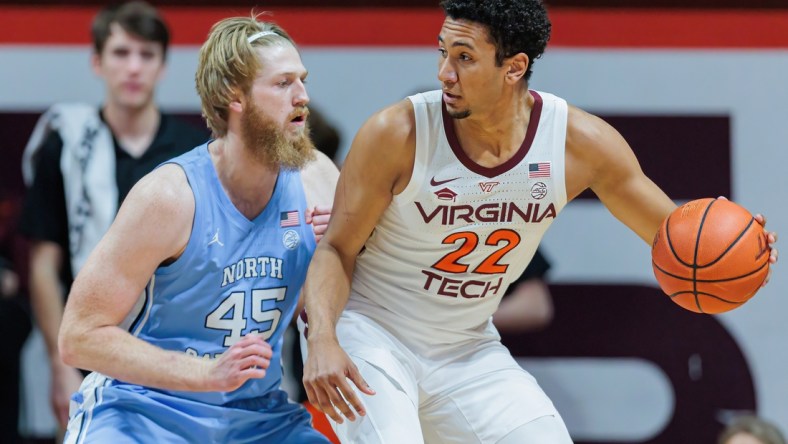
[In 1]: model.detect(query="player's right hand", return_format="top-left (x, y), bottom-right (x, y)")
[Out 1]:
top-left (204, 334), bottom-right (272, 392)
top-left (51, 363), bottom-right (84, 428)
top-left (302, 337), bottom-right (375, 424)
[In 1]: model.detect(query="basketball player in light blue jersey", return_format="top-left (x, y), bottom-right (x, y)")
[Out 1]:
top-left (58, 16), bottom-right (338, 443)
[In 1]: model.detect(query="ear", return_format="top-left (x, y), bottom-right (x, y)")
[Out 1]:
top-left (504, 53), bottom-right (529, 85)
top-left (228, 91), bottom-right (244, 114)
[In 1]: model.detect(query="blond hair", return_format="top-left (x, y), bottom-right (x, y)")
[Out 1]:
top-left (195, 15), bottom-right (294, 137)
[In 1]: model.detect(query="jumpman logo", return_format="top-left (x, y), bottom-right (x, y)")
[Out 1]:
top-left (208, 228), bottom-right (224, 247)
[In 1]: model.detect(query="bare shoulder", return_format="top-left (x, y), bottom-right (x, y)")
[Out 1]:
top-left (302, 150), bottom-right (339, 180)
top-left (126, 163), bottom-right (194, 218)
top-left (113, 163), bottom-right (195, 259)
top-left (346, 99), bottom-right (416, 194)
top-left (353, 99), bottom-right (416, 156)
top-left (368, 98), bottom-right (415, 136)
top-left (566, 105), bottom-right (619, 154)
top-left (564, 104), bottom-right (637, 200)
top-left (301, 150), bottom-right (340, 208)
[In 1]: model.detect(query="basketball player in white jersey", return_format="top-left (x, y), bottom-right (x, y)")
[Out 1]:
top-left (300, 0), bottom-right (779, 442)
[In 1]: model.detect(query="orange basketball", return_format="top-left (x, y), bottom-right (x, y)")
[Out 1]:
top-left (651, 198), bottom-right (770, 314)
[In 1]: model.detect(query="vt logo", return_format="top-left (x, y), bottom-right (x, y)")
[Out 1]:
top-left (479, 181), bottom-right (500, 193)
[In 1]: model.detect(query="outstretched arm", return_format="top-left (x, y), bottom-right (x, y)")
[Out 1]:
top-left (565, 106), bottom-right (777, 277)
top-left (59, 164), bottom-right (272, 392)
top-left (302, 100), bottom-right (416, 423)
top-left (565, 106), bottom-right (676, 244)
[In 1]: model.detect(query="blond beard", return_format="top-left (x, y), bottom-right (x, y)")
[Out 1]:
top-left (240, 100), bottom-right (316, 170)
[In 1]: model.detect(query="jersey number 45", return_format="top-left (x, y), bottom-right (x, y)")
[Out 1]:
top-left (205, 287), bottom-right (287, 347)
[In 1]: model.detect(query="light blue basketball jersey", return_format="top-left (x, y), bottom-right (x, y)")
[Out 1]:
top-left (65, 144), bottom-right (329, 443)
top-left (121, 144), bottom-right (316, 404)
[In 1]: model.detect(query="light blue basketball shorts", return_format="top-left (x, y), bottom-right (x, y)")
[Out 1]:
top-left (65, 374), bottom-right (329, 444)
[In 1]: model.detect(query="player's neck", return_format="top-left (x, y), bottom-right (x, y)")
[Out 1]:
top-left (102, 101), bottom-right (160, 157)
top-left (453, 88), bottom-right (533, 166)
top-left (209, 136), bottom-right (278, 221)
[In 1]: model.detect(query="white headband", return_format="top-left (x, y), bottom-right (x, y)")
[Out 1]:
top-left (247, 30), bottom-right (277, 43)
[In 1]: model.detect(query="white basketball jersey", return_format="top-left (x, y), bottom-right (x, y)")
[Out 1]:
top-left (347, 90), bottom-right (568, 346)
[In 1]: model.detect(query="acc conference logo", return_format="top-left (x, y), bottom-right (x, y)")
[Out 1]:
top-left (531, 182), bottom-right (548, 200)
top-left (282, 230), bottom-right (300, 249)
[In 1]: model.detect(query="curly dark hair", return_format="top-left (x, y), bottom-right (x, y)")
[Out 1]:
top-left (440, 0), bottom-right (551, 81)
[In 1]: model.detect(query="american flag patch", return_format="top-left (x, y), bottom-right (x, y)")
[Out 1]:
top-left (280, 211), bottom-right (300, 227)
top-left (528, 162), bottom-right (551, 178)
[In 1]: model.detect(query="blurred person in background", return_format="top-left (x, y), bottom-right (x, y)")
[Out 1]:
top-left (493, 248), bottom-right (553, 333)
top-left (719, 415), bottom-right (787, 444)
top-left (19, 1), bottom-right (207, 432)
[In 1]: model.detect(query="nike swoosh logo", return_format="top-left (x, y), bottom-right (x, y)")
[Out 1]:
top-left (430, 176), bottom-right (460, 186)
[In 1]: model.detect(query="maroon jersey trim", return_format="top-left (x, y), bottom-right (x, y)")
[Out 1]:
top-left (442, 90), bottom-right (544, 178)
